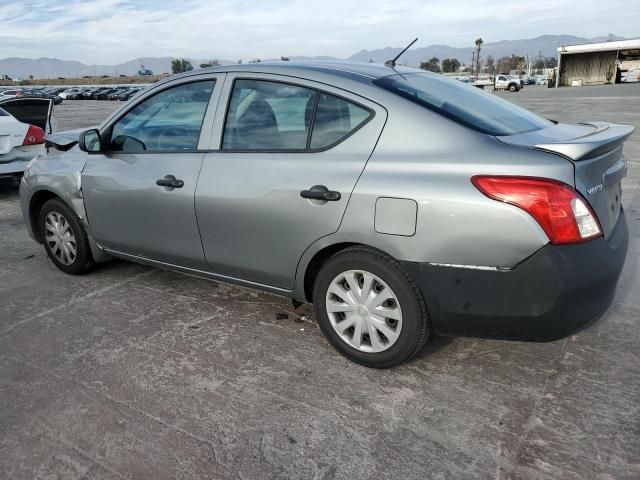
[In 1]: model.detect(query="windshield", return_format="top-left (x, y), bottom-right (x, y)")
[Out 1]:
top-left (374, 72), bottom-right (551, 136)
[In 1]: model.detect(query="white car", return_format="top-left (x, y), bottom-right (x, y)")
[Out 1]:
top-left (0, 89), bottom-right (23, 100)
top-left (59, 88), bottom-right (82, 99)
top-left (0, 97), bottom-right (53, 179)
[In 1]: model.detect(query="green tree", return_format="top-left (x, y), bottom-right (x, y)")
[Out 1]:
top-left (485, 55), bottom-right (496, 75)
top-left (420, 57), bottom-right (441, 73)
top-left (171, 58), bottom-right (194, 74)
top-left (199, 60), bottom-right (220, 68)
top-left (441, 58), bottom-right (461, 73)
top-left (474, 38), bottom-right (483, 74)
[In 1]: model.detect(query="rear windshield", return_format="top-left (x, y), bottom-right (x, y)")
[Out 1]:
top-left (374, 73), bottom-right (551, 136)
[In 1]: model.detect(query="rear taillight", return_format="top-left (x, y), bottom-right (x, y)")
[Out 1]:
top-left (22, 124), bottom-right (46, 146)
top-left (472, 175), bottom-right (602, 245)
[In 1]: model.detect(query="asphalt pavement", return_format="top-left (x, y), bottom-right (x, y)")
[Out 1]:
top-left (1, 84), bottom-right (639, 479)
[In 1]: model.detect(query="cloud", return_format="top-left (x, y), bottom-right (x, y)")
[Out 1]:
top-left (0, 0), bottom-right (638, 63)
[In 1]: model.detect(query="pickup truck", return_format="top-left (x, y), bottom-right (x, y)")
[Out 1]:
top-left (493, 75), bottom-right (522, 92)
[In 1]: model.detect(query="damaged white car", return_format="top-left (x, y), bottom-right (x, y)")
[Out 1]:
top-left (0, 97), bottom-right (54, 180)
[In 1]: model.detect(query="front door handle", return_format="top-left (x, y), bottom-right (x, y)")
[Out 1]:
top-left (300, 185), bottom-right (341, 202)
top-left (156, 175), bottom-right (184, 189)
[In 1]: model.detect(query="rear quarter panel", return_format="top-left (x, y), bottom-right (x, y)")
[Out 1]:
top-left (299, 98), bottom-right (575, 277)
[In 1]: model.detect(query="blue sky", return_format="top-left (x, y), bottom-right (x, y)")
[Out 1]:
top-left (0, 0), bottom-right (639, 63)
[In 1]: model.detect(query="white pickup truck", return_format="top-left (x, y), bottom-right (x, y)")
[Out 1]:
top-left (493, 75), bottom-right (522, 92)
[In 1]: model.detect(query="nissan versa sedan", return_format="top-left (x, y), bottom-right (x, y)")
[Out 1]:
top-left (20, 62), bottom-right (632, 367)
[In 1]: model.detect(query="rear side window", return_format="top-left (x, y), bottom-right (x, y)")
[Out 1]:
top-left (222, 79), bottom-right (372, 151)
top-left (374, 73), bottom-right (551, 136)
top-left (310, 94), bottom-right (371, 149)
top-left (0, 108), bottom-right (8, 117)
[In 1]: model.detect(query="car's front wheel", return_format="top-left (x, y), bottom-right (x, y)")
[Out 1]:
top-left (509, 84), bottom-right (518, 92)
top-left (38, 198), bottom-right (95, 275)
top-left (313, 247), bottom-right (431, 368)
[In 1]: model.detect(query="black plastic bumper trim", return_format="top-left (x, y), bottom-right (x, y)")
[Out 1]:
top-left (402, 211), bottom-right (628, 341)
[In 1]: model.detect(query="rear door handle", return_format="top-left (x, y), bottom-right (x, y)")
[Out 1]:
top-left (156, 175), bottom-right (184, 189)
top-left (300, 185), bottom-right (341, 202)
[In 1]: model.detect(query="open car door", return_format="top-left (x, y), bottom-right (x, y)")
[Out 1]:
top-left (0, 97), bottom-right (54, 134)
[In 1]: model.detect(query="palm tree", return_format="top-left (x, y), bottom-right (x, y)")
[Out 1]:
top-left (474, 38), bottom-right (483, 76)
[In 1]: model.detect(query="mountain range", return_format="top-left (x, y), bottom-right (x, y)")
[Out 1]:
top-left (0, 35), bottom-right (628, 79)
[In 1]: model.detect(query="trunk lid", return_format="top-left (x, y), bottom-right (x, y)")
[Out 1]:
top-left (0, 97), bottom-right (54, 133)
top-left (497, 121), bottom-right (634, 238)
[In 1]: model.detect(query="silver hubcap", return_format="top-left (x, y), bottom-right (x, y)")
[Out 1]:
top-left (44, 211), bottom-right (77, 266)
top-left (325, 270), bottom-right (403, 353)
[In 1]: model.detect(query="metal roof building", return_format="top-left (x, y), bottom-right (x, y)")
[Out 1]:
top-left (556, 38), bottom-right (640, 87)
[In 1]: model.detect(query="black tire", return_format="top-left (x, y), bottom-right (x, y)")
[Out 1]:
top-left (38, 198), bottom-right (95, 275)
top-left (313, 246), bottom-right (431, 368)
top-left (509, 84), bottom-right (518, 92)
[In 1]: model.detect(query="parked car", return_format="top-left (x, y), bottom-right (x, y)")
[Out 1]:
top-left (103, 87), bottom-right (131, 100)
top-left (59, 88), bottom-right (83, 99)
top-left (0, 97), bottom-right (53, 179)
top-left (90, 87), bottom-right (114, 100)
top-left (536, 75), bottom-right (550, 85)
top-left (494, 75), bottom-right (522, 92)
top-left (94, 88), bottom-right (118, 100)
top-left (107, 88), bottom-right (128, 100)
top-left (43, 87), bottom-right (68, 96)
top-left (81, 87), bottom-right (102, 99)
top-left (70, 88), bottom-right (94, 100)
top-left (20, 89), bottom-right (63, 105)
top-left (117, 87), bottom-right (143, 101)
top-left (0, 89), bottom-right (24, 99)
top-left (21, 62), bottom-right (632, 367)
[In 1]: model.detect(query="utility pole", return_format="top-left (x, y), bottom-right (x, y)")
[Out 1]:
top-left (471, 51), bottom-right (476, 76)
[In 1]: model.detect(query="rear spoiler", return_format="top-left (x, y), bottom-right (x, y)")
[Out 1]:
top-left (535, 122), bottom-right (635, 161)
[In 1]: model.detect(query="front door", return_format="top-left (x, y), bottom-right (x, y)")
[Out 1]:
top-left (196, 74), bottom-right (386, 288)
top-left (82, 78), bottom-right (221, 268)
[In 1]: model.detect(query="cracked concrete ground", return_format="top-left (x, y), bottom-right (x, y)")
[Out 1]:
top-left (1, 85), bottom-right (639, 479)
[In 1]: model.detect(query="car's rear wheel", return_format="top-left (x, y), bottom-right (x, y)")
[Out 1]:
top-left (313, 247), bottom-right (430, 368)
top-left (38, 198), bottom-right (94, 275)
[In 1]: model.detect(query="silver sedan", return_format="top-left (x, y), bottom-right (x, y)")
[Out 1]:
top-left (20, 62), bottom-right (632, 367)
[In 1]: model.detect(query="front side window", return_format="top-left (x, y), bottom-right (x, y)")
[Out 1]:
top-left (374, 73), bottom-right (551, 136)
top-left (109, 80), bottom-right (215, 152)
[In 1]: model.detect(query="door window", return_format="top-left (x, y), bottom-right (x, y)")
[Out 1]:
top-left (109, 80), bottom-right (215, 152)
top-left (222, 80), bottom-right (317, 150)
top-left (222, 79), bottom-right (372, 151)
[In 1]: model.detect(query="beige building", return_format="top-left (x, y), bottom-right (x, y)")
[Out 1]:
top-left (556, 38), bottom-right (640, 87)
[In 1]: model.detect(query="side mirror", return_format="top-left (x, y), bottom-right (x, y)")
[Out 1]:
top-left (78, 129), bottom-right (102, 153)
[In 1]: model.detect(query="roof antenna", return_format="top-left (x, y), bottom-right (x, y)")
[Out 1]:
top-left (385, 37), bottom-right (418, 67)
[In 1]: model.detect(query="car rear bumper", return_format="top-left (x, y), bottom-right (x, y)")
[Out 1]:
top-left (402, 211), bottom-right (628, 341)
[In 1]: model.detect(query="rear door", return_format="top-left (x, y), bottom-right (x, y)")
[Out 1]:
top-left (196, 73), bottom-right (386, 288)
